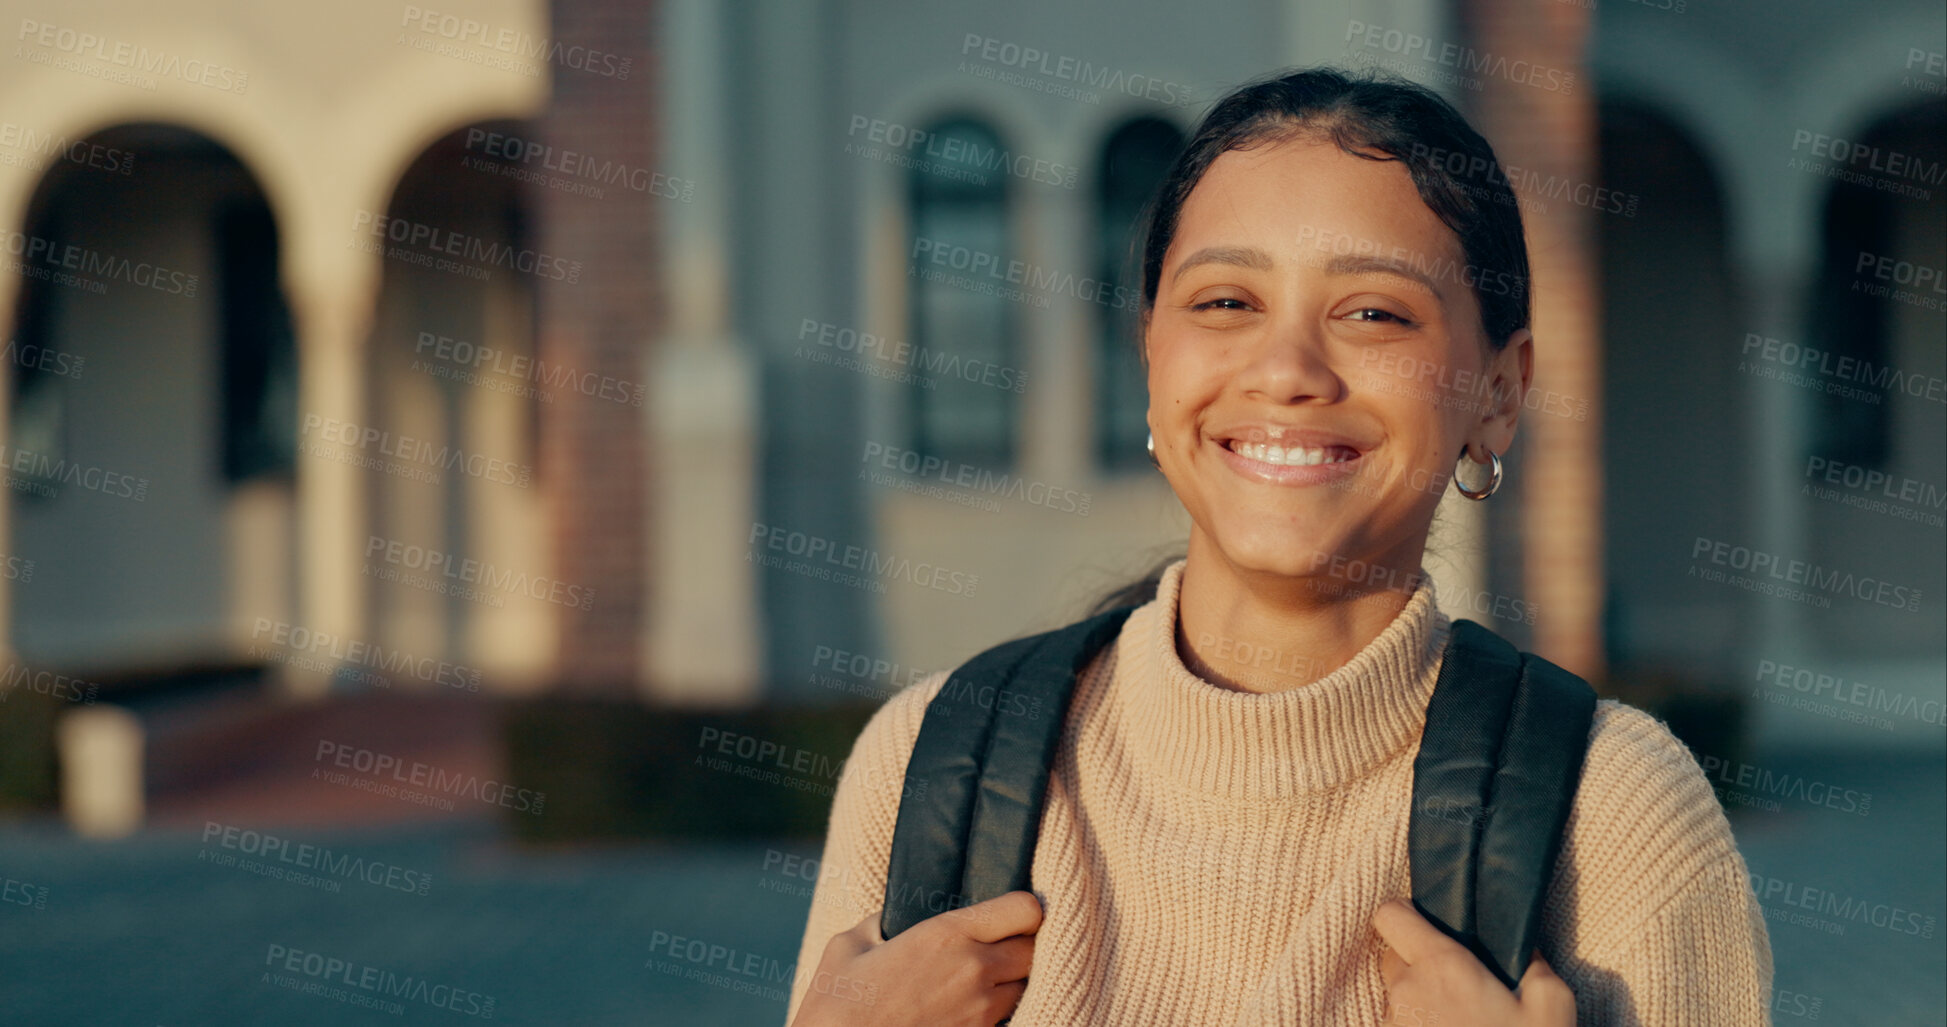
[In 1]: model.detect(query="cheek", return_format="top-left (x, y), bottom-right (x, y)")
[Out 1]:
top-left (1147, 344), bottom-right (1219, 417)
top-left (1401, 343), bottom-right (1487, 447)
top-left (1367, 399), bottom-right (1455, 491)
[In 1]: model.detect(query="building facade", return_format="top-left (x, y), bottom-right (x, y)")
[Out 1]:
top-left (1, 0), bottom-right (1940, 760)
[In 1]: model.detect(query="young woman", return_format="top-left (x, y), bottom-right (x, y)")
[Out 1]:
top-left (785, 67), bottom-right (1773, 1027)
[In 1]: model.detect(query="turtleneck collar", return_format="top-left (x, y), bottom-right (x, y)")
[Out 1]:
top-left (1106, 558), bottom-right (1451, 801)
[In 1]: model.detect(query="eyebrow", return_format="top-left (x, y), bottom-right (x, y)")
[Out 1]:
top-left (1169, 245), bottom-right (1447, 301)
top-left (1170, 245), bottom-right (1275, 283)
top-left (1322, 254), bottom-right (1444, 298)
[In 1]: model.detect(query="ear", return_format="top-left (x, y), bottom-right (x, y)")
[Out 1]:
top-left (1140, 311), bottom-right (1157, 433)
top-left (1470, 327), bottom-right (1532, 461)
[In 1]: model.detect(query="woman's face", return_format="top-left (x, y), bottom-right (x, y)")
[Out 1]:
top-left (1145, 133), bottom-right (1530, 590)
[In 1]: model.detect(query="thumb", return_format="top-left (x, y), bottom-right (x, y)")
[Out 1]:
top-left (1522, 948), bottom-right (1558, 980)
top-left (834, 909), bottom-right (883, 955)
top-left (1517, 948), bottom-right (1577, 1017)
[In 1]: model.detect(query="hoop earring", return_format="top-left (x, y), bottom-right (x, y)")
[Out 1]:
top-left (1454, 447), bottom-right (1502, 501)
top-left (1146, 431), bottom-right (1159, 469)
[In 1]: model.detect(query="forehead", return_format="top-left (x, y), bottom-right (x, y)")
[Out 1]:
top-left (1168, 136), bottom-right (1464, 272)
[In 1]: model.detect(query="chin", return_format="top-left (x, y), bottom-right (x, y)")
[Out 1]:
top-left (1207, 527), bottom-right (1342, 581)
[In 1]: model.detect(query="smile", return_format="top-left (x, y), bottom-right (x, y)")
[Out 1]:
top-left (1211, 428), bottom-right (1368, 485)
top-left (1225, 441), bottom-right (1359, 467)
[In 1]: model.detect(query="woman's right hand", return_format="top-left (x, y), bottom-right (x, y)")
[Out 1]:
top-left (791, 890), bottom-right (1043, 1027)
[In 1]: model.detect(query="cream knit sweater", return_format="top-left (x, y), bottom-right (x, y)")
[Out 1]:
top-left (786, 560), bottom-right (1774, 1026)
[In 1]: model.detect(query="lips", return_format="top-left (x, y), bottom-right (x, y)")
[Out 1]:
top-left (1209, 424), bottom-right (1370, 482)
top-left (1217, 425), bottom-right (1367, 460)
top-left (1226, 440), bottom-right (1359, 467)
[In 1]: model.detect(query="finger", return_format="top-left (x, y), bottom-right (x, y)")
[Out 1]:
top-left (984, 934), bottom-right (1036, 982)
top-left (948, 890), bottom-right (1044, 943)
top-left (1517, 948), bottom-right (1576, 1010)
top-left (989, 978), bottom-right (1028, 1018)
top-left (824, 910), bottom-right (880, 960)
top-left (1378, 944), bottom-right (1407, 988)
top-left (1370, 898), bottom-right (1462, 966)
top-left (845, 908), bottom-right (884, 945)
top-left (1520, 948), bottom-right (1558, 981)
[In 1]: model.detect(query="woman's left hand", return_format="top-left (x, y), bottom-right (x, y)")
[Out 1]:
top-left (1371, 899), bottom-right (1577, 1027)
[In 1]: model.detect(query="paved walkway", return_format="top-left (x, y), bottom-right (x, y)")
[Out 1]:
top-left (1, 748), bottom-right (1940, 1025)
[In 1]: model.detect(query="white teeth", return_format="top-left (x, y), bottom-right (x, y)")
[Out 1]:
top-left (1231, 441), bottom-right (1354, 466)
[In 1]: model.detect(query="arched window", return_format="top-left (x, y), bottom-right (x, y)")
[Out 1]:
top-left (1094, 117), bottom-right (1183, 471)
top-left (9, 128), bottom-right (297, 496)
top-left (1798, 98), bottom-right (1945, 656)
top-left (217, 194), bottom-right (299, 482)
top-left (1804, 101), bottom-right (1944, 469)
top-left (907, 118), bottom-right (1015, 468)
top-left (1593, 100), bottom-right (1741, 668)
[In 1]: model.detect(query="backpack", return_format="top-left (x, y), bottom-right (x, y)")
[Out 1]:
top-left (879, 608), bottom-right (1597, 990)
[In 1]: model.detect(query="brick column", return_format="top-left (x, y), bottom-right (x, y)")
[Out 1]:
top-left (536, 0), bottom-right (659, 694)
top-left (1460, 0), bottom-right (1606, 677)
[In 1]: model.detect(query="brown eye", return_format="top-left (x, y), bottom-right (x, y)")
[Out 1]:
top-left (1347, 307), bottom-right (1413, 326)
top-left (1194, 298), bottom-right (1250, 312)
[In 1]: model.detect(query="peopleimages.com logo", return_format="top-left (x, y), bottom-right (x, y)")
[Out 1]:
top-left (364, 535), bottom-right (594, 611)
top-left (0, 119), bottom-right (135, 177)
top-left (14, 18), bottom-right (250, 93)
top-left (313, 740), bottom-right (545, 815)
top-left (747, 523), bottom-right (979, 598)
top-left (250, 617), bottom-right (482, 692)
top-left (413, 330), bottom-right (645, 407)
top-left (956, 34), bottom-right (1195, 108)
top-left (400, 4), bottom-right (632, 80)
top-left (263, 943), bottom-right (496, 1018)
top-left (2, 228), bottom-right (198, 296)
top-left (1689, 537), bottom-right (1923, 613)
top-left (350, 209), bottom-right (583, 284)
top-left (847, 116), bottom-right (1079, 189)
top-left (302, 415), bottom-right (532, 488)
top-left (202, 821), bottom-right (433, 896)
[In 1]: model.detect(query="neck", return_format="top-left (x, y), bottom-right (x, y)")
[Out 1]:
top-left (1175, 531), bottom-right (1427, 694)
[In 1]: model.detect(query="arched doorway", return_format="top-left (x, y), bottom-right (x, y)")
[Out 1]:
top-left (1798, 97), bottom-right (1946, 657)
top-left (1594, 100), bottom-right (1745, 670)
top-left (361, 120), bottom-right (550, 690)
top-left (7, 123), bottom-right (295, 681)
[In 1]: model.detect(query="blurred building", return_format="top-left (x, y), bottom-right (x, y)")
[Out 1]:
top-left (0, 0), bottom-right (724, 712)
top-left (718, 0), bottom-right (1944, 764)
top-left (1, 0), bottom-right (1941, 786)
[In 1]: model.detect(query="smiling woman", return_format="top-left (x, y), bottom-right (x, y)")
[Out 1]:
top-left (786, 67), bottom-right (1773, 1027)
top-left (1142, 80), bottom-right (1534, 683)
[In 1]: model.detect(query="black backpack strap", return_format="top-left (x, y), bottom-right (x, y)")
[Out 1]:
top-left (880, 606), bottom-right (1134, 940)
top-left (1410, 619), bottom-right (1597, 989)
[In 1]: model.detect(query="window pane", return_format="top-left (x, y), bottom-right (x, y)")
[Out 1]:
top-left (908, 119), bottom-right (1014, 468)
top-left (1095, 118), bottom-right (1182, 471)
top-left (218, 197), bottom-right (298, 482)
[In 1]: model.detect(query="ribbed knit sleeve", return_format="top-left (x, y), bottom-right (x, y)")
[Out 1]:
top-left (1540, 700), bottom-right (1775, 1026)
top-left (782, 670), bottom-right (948, 1027)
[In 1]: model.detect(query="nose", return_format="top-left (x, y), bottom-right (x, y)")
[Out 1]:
top-left (1237, 314), bottom-right (1344, 404)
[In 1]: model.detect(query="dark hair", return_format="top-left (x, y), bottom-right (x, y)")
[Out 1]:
top-left (1100, 66), bottom-right (1531, 613)
top-left (1139, 65), bottom-right (1530, 349)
